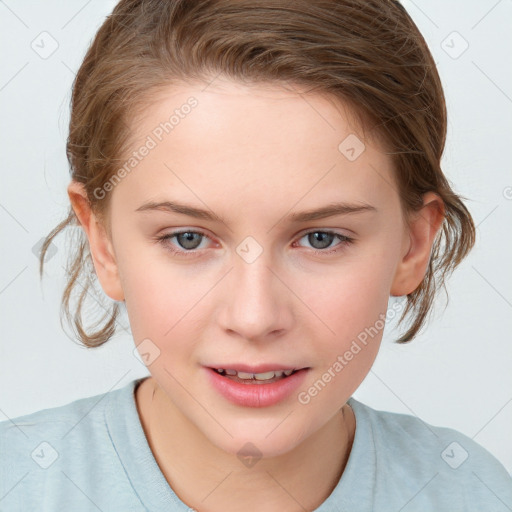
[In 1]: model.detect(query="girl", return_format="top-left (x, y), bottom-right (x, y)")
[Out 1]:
top-left (1, 0), bottom-right (511, 510)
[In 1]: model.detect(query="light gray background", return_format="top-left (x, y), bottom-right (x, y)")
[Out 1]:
top-left (1, 0), bottom-right (511, 474)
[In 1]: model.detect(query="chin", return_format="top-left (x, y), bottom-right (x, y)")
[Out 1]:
top-left (201, 420), bottom-right (308, 461)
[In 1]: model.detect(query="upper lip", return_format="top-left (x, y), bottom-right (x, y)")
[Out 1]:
top-left (206, 363), bottom-right (308, 373)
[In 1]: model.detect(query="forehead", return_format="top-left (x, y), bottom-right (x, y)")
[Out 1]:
top-left (137, 78), bottom-right (369, 146)
top-left (113, 78), bottom-right (398, 219)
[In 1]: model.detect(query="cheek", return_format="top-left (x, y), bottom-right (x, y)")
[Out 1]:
top-left (295, 270), bottom-right (389, 409)
top-left (123, 267), bottom-right (209, 383)
top-left (306, 252), bottom-right (395, 336)
top-left (117, 243), bottom-right (204, 344)
top-left (298, 251), bottom-right (395, 381)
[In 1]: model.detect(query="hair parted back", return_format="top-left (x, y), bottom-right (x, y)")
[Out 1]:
top-left (39, 0), bottom-right (475, 347)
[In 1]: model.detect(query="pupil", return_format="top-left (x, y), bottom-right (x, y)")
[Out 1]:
top-left (309, 232), bottom-right (333, 249)
top-left (178, 232), bottom-right (201, 250)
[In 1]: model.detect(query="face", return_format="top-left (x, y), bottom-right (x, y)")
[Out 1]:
top-left (87, 78), bottom-right (413, 458)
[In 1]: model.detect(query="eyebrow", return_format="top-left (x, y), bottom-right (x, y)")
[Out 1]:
top-left (135, 200), bottom-right (376, 223)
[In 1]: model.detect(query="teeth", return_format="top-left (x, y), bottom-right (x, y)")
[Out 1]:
top-left (254, 371), bottom-right (279, 381)
top-left (216, 368), bottom-right (296, 380)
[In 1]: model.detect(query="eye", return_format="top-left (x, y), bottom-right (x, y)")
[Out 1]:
top-left (294, 230), bottom-right (354, 255)
top-left (156, 230), bottom-right (212, 257)
top-left (156, 229), bottom-right (354, 258)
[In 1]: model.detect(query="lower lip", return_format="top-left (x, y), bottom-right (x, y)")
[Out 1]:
top-left (205, 367), bottom-right (309, 408)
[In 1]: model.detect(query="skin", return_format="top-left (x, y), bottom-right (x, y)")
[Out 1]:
top-left (68, 78), bottom-right (444, 512)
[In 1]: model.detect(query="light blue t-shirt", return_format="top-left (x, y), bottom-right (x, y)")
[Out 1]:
top-left (1, 377), bottom-right (511, 511)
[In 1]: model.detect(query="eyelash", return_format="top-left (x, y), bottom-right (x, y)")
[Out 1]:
top-left (155, 229), bottom-right (354, 258)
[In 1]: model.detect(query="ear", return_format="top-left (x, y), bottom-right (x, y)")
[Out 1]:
top-left (67, 181), bottom-right (125, 302)
top-left (390, 192), bottom-right (445, 296)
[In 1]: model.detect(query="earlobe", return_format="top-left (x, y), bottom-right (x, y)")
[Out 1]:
top-left (67, 181), bottom-right (125, 302)
top-left (390, 192), bottom-right (445, 297)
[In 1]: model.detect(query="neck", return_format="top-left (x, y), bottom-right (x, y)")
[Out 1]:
top-left (136, 377), bottom-right (355, 512)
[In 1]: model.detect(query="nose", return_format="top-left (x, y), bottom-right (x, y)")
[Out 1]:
top-left (218, 249), bottom-right (293, 342)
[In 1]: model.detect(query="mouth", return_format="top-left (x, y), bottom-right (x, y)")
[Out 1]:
top-left (205, 366), bottom-right (311, 407)
top-left (207, 367), bottom-right (308, 385)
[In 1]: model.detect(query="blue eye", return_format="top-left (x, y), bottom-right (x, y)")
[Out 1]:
top-left (295, 231), bottom-right (354, 254)
top-left (156, 230), bottom-right (210, 257)
top-left (156, 229), bottom-right (354, 258)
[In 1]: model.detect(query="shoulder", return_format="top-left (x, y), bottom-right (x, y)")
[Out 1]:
top-left (347, 398), bottom-right (512, 510)
top-left (0, 381), bottom-right (142, 510)
top-left (0, 385), bottom-right (117, 479)
top-left (0, 384), bottom-right (116, 451)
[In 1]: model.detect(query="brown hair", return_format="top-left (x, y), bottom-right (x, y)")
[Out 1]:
top-left (39, 0), bottom-right (475, 347)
